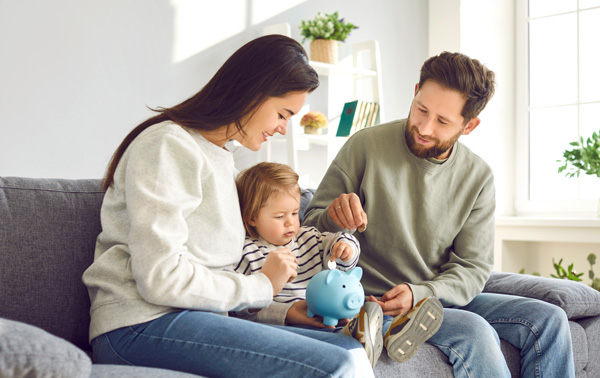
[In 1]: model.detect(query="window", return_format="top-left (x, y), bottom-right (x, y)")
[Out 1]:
top-left (516, 0), bottom-right (600, 216)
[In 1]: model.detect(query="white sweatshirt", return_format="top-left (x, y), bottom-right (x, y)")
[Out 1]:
top-left (82, 121), bottom-right (273, 342)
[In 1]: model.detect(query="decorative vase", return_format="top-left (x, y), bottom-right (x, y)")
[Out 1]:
top-left (310, 39), bottom-right (338, 64)
top-left (303, 126), bottom-right (323, 135)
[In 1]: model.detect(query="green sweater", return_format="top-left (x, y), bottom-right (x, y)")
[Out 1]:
top-left (303, 119), bottom-right (495, 307)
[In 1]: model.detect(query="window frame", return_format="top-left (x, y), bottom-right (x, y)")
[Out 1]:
top-left (515, 0), bottom-right (599, 217)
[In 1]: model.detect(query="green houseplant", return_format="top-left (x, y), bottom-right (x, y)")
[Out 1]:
top-left (299, 11), bottom-right (358, 64)
top-left (520, 252), bottom-right (600, 292)
top-left (557, 129), bottom-right (600, 216)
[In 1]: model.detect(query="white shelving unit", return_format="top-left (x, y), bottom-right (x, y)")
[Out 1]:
top-left (287, 40), bottom-right (385, 186)
top-left (260, 25), bottom-right (384, 187)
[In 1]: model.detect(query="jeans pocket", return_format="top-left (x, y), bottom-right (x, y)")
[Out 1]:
top-left (91, 332), bottom-right (134, 365)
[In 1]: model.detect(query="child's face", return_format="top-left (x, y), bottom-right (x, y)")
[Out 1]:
top-left (250, 191), bottom-right (301, 246)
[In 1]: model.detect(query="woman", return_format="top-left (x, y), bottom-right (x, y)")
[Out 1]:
top-left (82, 35), bottom-right (373, 377)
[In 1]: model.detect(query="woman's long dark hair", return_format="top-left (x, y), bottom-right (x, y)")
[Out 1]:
top-left (103, 35), bottom-right (319, 190)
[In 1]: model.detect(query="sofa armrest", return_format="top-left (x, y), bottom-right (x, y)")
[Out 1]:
top-left (483, 271), bottom-right (600, 319)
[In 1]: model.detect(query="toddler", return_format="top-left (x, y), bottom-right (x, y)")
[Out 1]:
top-left (234, 162), bottom-right (443, 366)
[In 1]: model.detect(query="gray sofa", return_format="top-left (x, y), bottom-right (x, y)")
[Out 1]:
top-left (1, 176), bottom-right (600, 378)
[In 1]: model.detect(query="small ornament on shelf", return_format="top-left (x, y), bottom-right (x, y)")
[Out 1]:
top-left (300, 111), bottom-right (328, 135)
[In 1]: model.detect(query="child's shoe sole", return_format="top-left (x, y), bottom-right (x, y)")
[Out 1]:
top-left (385, 297), bottom-right (443, 363)
top-left (344, 301), bottom-right (384, 367)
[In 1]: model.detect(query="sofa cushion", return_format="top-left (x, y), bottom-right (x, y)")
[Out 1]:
top-left (484, 271), bottom-right (600, 319)
top-left (577, 316), bottom-right (600, 376)
top-left (299, 188), bottom-right (315, 222)
top-left (0, 177), bottom-right (104, 352)
top-left (0, 317), bottom-right (92, 378)
top-left (91, 364), bottom-right (203, 378)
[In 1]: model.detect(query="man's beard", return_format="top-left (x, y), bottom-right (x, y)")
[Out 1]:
top-left (404, 118), bottom-right (463, 159)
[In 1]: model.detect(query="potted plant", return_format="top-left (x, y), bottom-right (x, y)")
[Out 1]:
top-left (300, 111), bottom-right (328, 135)
top-left (299, 11), bottom-right (358, 64)
top-left (558, 129), bottom-right (600, 216)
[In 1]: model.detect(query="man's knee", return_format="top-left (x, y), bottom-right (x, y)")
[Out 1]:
top-left (522, 298), bottom-right (569, 328)
top-left (435, 309), bottom-right (501, 347)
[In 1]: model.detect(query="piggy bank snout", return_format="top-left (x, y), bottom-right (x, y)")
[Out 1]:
top-left (345, 293), bottom-right (364, 310)
top-left (305, 268), bottom-right (365, 326)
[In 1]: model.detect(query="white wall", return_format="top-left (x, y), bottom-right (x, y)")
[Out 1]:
top-left (428, 0), bottom-right (515, 216)
top-left (502, 241), bottom-right (598, 284)
top-left (0, 0), bottom-right (428, 180)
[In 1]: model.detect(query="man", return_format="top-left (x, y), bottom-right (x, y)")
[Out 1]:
top-left (303, 52), bottom-right (574, 377)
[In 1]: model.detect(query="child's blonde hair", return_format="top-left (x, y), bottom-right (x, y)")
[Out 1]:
top-left (236, 162), bottom-right (300, 238)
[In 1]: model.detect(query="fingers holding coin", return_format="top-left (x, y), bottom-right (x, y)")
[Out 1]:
top-left (329, 193), bottom-right (367, 231)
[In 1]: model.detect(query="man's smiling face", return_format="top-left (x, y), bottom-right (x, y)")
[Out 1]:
top-left (405, 80), bottom-right (480, 160)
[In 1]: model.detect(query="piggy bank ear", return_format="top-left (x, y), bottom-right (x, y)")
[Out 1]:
top-left (325, 269), bottom-right (343, 285)
top-left (348, 267), bottom-right (363, 280)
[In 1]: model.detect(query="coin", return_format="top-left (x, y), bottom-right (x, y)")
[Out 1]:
top-left (327, 260), bottom-right (337, 270)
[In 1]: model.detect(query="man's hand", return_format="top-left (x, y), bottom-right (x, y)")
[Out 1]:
top-left (285, 300), bottom-right (349, 328)
top-left (367, 284), bottom-right (413, 316)
top-left (330, 241), bottom-right (354, 262)
top-left (328, 193), bottom-right (368, 231)
top-left (259, 248), bottom-right (298, 296)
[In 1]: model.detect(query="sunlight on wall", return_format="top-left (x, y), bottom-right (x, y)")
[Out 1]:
top-left (428, 0), bottom-right (460, 56)
top-left (250, 0), bottom-right (307, 25)
top-left (171, 0), bottom-right (247, 63)
top-left (458, 0), bottom-right (515, 215)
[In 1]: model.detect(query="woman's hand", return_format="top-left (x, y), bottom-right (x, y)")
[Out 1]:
top-left (330, 241), bottom-right (354, 262)
top-left (285, 300), bottom-right (348, 328)
top-left (260, 248), bottom-right (298, 296)
top-left (328, 193), bottom-right (367, 231)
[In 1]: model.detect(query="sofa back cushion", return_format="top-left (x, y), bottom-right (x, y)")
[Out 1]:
top-left (0, 177), bottom-right (104, 353)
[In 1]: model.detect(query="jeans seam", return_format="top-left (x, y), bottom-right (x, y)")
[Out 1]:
top-left (124, 326), bottom-right (334, 377)
top-left (488, 319), bottom-right (542, 378)
top-left (100, 334), bottom-right (136, 366)
top-left (428, 341), bottom-right (472, 378)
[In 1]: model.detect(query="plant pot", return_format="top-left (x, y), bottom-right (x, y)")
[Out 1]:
top-left (310, 39), bottom-right (338, 64)
top-left (303, 126), bottom-right (323, 135)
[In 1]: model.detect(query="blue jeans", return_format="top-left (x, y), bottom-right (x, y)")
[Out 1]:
top-left (91, 310), bottom-right (373, 378)
top-left (381, 293), bottom-right (574, 378)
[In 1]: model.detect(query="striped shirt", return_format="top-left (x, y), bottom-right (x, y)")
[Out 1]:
top-left (235, 226), bottom-right (360, 303)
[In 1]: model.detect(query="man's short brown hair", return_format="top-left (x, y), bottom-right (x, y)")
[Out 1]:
top-left (419, 51), bottom-right (496, 123)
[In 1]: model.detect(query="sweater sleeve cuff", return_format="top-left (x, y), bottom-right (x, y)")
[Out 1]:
top-left (407, 283), bottom-right (435, 307)
top-left (248, 273), bottom-right (276, 307)
top-left (255, 301), bottom-right (295, 325)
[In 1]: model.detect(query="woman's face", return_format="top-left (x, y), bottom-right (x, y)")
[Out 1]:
top-left (234, 91), bottom-right (308, 151)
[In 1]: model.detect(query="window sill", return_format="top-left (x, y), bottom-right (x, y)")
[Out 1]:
top-left (494, 216), bottom-right (600, 271)
top-left (496, 216), bottom-right (600, 228)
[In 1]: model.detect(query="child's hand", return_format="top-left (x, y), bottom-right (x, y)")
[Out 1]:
top-left (285, 300), bottom-right (342, 329)
top-left (330, 241), bottom-right (354, 262)
top-left (260, 248), bottom-right (298, 296)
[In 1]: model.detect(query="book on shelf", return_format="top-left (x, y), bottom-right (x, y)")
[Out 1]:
top-left (336, 100), bottom-right (380, 137)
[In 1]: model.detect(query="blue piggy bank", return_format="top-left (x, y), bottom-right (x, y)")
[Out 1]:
top-left (306, 267), bottom-right (365, 326)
